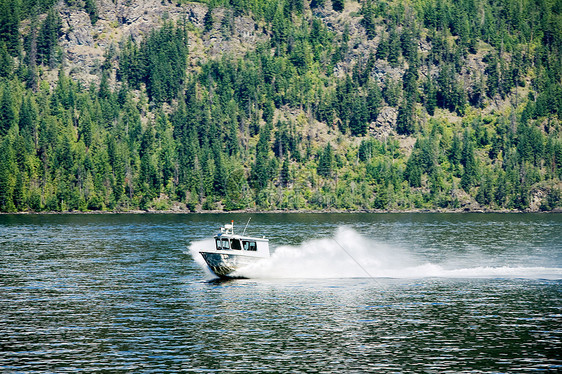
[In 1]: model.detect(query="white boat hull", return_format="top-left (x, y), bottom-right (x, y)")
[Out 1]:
top-left (200, 251), bottom-right (265, 278)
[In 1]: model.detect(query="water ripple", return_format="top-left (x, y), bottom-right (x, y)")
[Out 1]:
top-left (1, 213), bottom-right (561, 373)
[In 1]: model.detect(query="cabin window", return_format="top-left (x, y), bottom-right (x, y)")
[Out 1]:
top-left (221, 238), bottom-right (230, 249)
top-left (230, 239), bottom-right (241, 250)
top-left (215, 238), bottom-right (221, 250)
top-left (242, 240), bottom-right (257, 251)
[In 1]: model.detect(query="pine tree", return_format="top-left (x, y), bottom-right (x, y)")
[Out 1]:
top-left (224, 167), bottom-right (246, 211)
top-left (251, 124), bottom-right (271, 190)
top-left (212, 144), bottom-right (226, 197)
top-left (84, 0), bottom-right (98, 25)
top-left (361, 0), bottom-right (376, 39)
top-left (332, 0), bottom-right (345, 12)
top-left (204, 4), bottom-right (214, 33)
top-left (388, 28), bottom-right (401, 67)
top-left (476, 170), bottom-right (494, 206)
top-left (460, 132), bottom-right (477, 191)
top-left (485, 53), bottom-right (500, 98)
top-left (0, 137), bottom-right (16, 211)
top-left (280, 158), bottom-right (290, 187)
top-left (18, 97), bottom-right (30, 134)
top-left (404, 153), bottom-right (422, 188)
top-left (78, 110), bottom-right (93, 148)
top-left (402, 65), bottom-right (418, 101)
top-left (317, 143), bottom-right (334, 178)
top-left (383, 77), bottom-right (401, 107)
top-left (401, 27), bottom-right (417, 64)
top-left (396, 98), bottom-right (415, 135)
top-left (424, 76), bottom-right (437, 115)
top-left (376, 32), bottom-right (389, 60)
top-left (366, 80), bottom-right (382, 122)
top-left (349, 95), bottom-right (368, 136)
top-left (0, 41), bottom-right (12, 77)
top-left (0, 0), bottom-right (20, 54)
top-left (37, 8), bottom-right (62, 67)
top-left (310, 0), bottom-right (325, 9)
top-left (0, 82), bottom-right (15, 136)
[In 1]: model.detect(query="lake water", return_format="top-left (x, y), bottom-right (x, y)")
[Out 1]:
top-left (1, 213), bottom-right (561, 373)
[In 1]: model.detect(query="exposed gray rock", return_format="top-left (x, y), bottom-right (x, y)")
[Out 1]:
top-left (55, 0), bottom-right (264, 86)
top-left (61, 9), bottom-right (94, 47)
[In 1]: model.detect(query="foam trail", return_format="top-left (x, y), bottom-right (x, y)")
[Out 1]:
top-left (238, 226), bottom-right (417, 279)
top-left (187, 227), bottom-right (562, 280)
top-left (235, 227), bottom-right (562, 280)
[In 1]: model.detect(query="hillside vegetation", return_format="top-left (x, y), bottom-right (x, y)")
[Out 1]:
top-left (0, 0), bottom-right (561, 212)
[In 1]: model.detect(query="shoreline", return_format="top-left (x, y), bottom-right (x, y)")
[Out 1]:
top-left (2, 207), bottom-right (561, 215)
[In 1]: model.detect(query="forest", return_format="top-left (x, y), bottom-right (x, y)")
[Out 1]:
top-left (0, 0), bottom-right (561, 212)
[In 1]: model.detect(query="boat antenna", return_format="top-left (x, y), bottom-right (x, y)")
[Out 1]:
top-left (242, 217), bottom-right (252, 236)
top-left (332, 237), bottom-right (374, 279)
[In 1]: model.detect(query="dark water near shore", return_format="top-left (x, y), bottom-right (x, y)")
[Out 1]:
top-left (1, 213), bottom-right (561, 373)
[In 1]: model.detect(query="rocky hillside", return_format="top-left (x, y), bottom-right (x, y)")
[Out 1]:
top-left (0, 0), bottom-right (561, 213)
top-left (52, 1), bottom-right (258, 84)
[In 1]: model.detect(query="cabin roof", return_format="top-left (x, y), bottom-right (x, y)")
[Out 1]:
top-left (215, 233), bottom-right (268, 242)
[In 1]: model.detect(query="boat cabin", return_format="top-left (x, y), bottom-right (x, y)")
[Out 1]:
top-left (213, 221), bottom-right (269, 256)
top-left (215, 237), bottom-right (258, 251)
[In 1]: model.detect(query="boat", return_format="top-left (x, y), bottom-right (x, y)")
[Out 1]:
top-left (199, 220), bottom-right (270, 278)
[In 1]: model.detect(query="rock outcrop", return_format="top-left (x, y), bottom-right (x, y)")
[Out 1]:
top-left (57, 0), bottom-right (264, 86)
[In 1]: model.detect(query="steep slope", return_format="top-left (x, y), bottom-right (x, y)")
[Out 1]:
top-left (0, 0), bottom-right (560, 213)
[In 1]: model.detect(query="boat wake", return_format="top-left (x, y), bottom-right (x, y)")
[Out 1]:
top-left (189, 227), bottom-right (562, 280)
top-left (189, 239), bottom-right (218, 279)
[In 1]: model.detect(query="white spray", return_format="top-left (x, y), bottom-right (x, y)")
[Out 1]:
top-left (189, 227), bottom-right (562, 280)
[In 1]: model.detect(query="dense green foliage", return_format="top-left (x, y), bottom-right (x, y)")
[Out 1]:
top-left (0, 0), bottom-right (561, 212)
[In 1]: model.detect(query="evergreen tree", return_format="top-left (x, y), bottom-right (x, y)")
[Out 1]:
top-left (485, 53), bottom-right (500, 98)
top-left (212, 144), bottom-right (226, 197)
top-left (476, 170), bottom-right (494, 206)
top-left (0, 41), bottom-right (12, 77)
top-left (280, 157), bottom-right (290, 187)
top-left (396, 98), bottom-right (415, 135)
top-left (0, 0), bottom-right (20, 54)
top-left (224, 167), bottom-right (247, 210)
top-left (84, 0), bottom-right (98, 25)
top-left (402, 65), bottom-right (419, 101)
top-left (332, 0), bottom-right (345, 12)
top-left (78, 110), bottom-right (93, 148)
top-left (387, 28), bottom-right (401, 67)
top-left (376, 31), bottom-right (389, 60)
top-left (310, 0), bottom-right (325, 9)
top-left (401, 27), bottom-right (417, 64)
top-left (424, 76), bottom-right (437, 115)
top-left (37, 8), bottom-right (62, 67)
top-left (317, 143), bottom-right (333, 178)
top-left (204, 4), bottom-right (214, 32)
top-left (349, 94), bottom-right (368, 136)
top-left (404, 155), bottom-right (422, 188)
top-left (361, 0), bottom-right (376, 39)
top-left (460, 132), bottom-right (477, 191)
top-left (366, 80), bottom-right (382, 122)
top-left (0, 82), bottom-right (15, 136)
top-left (383, 77), bottom-right (401, 107)
top-left (18, 96), bottom-right (34, 137)
top-left (0, 137), bottom-right (16, 211)
top-left (251, 124), bottom-right (271, 190)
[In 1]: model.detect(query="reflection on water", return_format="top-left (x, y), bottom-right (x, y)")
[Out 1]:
top-left (0, 213), bottom-right (561, 372)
